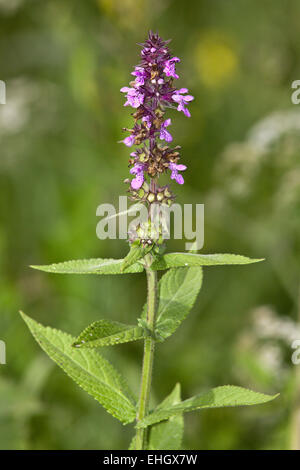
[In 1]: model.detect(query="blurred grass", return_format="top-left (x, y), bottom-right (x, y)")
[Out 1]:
top-left (0, 0), bottom-right (300, 449)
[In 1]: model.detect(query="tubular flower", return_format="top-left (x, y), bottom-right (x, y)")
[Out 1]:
top-left (172, 88), bottom-right (194, 117)
top-left (169, 162), bottom-right (187, 185)
top-left (130, 163), bottom-right (145, 190)
top-left (159, 119), bottom-right (173, 142)
top-left (120, 31), bottom-right (194, 194)
top-left (163, 57), bottom-right (180, 79)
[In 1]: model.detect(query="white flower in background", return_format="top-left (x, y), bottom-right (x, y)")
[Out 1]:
top-left (252, 306), bottom-right (300, 344)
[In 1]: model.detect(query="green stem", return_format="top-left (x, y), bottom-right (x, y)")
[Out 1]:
top-left (135, 256), bottom-right (157, 450)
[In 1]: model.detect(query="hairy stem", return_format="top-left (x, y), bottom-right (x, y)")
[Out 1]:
top-left (135, 255), bottom-right (157, 450)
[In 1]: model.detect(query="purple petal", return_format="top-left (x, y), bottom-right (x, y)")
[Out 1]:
top-left (176, 103), bottom-right (185, 112)
top-left (184, 95), bottom-right (194, 102)
top-left (183, 107), bottom-right (191, 118)
top-left (130, 163), bottom-right (144, 175)
top-left (164, 130), bottom-right (173, 142)
top-left (160, 128), bottom-right (173, 142)
top-left (175, 174), bottom-right (184, 184)
top-left (176, 164), bottom-right (187, 171)
top-left (120, 87), bottom-right (131, 93)
top-left (172, 94), bottom-right (181, 103)
top-left (123, 135), bottom-right (135, 147)
top-left (131, 174), bottom-right (144, 189)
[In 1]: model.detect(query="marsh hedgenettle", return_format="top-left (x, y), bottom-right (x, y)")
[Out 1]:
top-left (21, 32), bottom-right (278, 451)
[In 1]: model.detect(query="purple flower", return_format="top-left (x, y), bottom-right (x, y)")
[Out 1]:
top-left (120, 87), bottom-right (144, 108)
top-left (142, 115), bottom-right (152, 129)
top-left (130, 163), bottom-right (145, 189)
top-left (163, 57), bottom-right (180, 79)
top-left (122, 135), bottom-right (135, 147)
top-left (159, 119), bottom-right (173, 142)
top-left (172, 88), bottom-right (194, 117)
top-left (131, 66), bottom-right (147, 87)
top-left (169, 162), bottom-right (187, 185)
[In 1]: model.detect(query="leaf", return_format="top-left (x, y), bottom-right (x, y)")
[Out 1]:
top-left (121, 244), bottom-right (151, 272)
top-left (137, 385), bottom-right (279, 428)
top-left (20, 312), bottom-right (136, 424)
top-left (148, 383), bottom-right (184, 450)
top-left (73, 320), bottom-right (146, 348)
top-left (30, 258), bottom-right (144, 275)
top-left (155, 267), bottom-right (203, 340)
top-left (128, 436), bottom-right (136, 450)
top-left (151, 252), bottom-right (264, 270)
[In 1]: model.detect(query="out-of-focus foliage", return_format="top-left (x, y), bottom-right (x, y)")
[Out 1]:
top-left (0, 0), bottom-right (300, 449)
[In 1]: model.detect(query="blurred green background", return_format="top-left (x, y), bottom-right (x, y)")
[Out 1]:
top-left (1, 0), bottom-right (300, 450)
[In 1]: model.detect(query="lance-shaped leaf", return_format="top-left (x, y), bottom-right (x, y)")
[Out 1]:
top-left (73, 320), bottom-right (146, 348)
top-left (151, 252), bottom-right (264, 270)
top-left (148, 383), bottom-right (184, 450)
top-left (121, 244), bottom-right (152, 272)
top-left (20, 312), bottom-right (136, 424)
top-left (137, 385), bottom-right (279, 428)
top-left (30, 257), bottom-right (144, 275)
top-left (155, 267), bottom-right (203, 340)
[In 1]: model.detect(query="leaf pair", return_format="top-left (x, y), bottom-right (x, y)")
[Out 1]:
top-left (20, 311), bottom-right (279, 445)
top-left (30, 252), bottom-right (263, 275)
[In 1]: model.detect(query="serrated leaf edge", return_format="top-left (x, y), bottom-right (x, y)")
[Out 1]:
top-left (20, 311), bottom-right (137, 424)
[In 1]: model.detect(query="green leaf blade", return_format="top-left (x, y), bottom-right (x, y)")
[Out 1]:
top-left (138, 385), bottom-right (279, 428)
top-left (20, 312), bottom-right (136, 424)
top-left (155, 267), bottom-right (203, 340)
top-left (73, 320), bottom-right (146, 348)
top-left (30, 258), bottom-right (144, 275)
top-left (148, 383), bottom-right (184, 450)
top-left (151, 253), bottom-right (264, 270)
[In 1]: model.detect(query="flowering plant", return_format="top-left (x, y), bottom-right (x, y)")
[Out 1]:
top-left (21, 32), bottom-right (278, 450)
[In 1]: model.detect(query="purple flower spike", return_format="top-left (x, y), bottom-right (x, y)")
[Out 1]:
top-left (130, 163), bottom-right (145, 189)
top-left (169, 162), bottom-right (187, 185)
top-left (172, 88), bottom-right (194, 117)
top-left (120, 87), bottom-right (144, 108)
top-left (123, 135), bottom-right (135, 147)
top-left (120, 32), bottom-right (194, 198)
top-left (163, 57), bottom-right (180, 79)
top-left (160, 119), bottom-right (173, 142)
